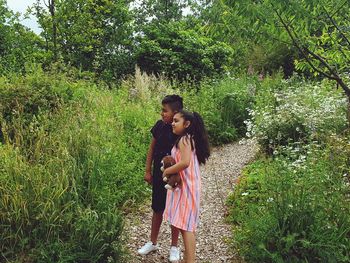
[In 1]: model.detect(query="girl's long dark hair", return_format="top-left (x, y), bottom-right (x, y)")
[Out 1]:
top-left (175, 110), bottom-right (210, 165)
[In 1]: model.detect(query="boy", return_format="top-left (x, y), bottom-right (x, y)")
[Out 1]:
top-left (137, 95), bottom-right (183, 262)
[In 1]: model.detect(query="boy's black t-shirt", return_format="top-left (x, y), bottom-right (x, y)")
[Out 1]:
top-left (150, 120), bottom-right (177, 212)
top-left (151, 120), bottom-right (178, 171)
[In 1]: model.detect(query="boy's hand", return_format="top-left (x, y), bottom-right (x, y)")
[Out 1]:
top-left (144, 172), bottom-right (152, 184)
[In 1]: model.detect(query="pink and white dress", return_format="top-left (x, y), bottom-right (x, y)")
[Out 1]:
top-left (163, 146), bottom-right (201, 232)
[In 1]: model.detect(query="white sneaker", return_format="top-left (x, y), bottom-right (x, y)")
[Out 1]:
top-left (168, 246), bottom-right (180, 262)
top-left (137, 241), bottom-right (159, 255)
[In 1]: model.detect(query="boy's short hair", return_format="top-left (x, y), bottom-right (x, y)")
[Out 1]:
top-left (162, 95), bottom-right (183, 112)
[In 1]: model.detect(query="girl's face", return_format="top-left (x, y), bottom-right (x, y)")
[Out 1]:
top-left (172, 113), bottom-right (190, 135)
top-left (161, 104), bottom-right (175, 124)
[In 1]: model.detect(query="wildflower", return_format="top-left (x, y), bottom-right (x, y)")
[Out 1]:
top-left (267, 197), bottom-right (274, 202)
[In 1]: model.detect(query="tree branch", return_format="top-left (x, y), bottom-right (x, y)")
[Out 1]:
top-left (274, 8), bottom-right (350, 97)
top-left (43, 0), bottom-right (49, 9)
top-left (273, 8), bottom-right (335, 80)
top-left (323, 6), bottom-right (350, 47)
top-left (331, 0), bottom-right (348, 18)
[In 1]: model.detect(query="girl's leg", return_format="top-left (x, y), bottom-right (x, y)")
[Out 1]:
top-left (151, 211), bottom-right (163, 244)
top-left (171, 225), bottom-right (180, 246)
top-left (181, 230), bottom-right (196, 263)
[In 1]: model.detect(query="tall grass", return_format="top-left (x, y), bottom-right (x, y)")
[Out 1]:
top-left (0, 69), bottom-right (157, 261)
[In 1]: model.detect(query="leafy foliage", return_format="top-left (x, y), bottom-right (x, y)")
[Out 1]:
top-left (32, 0), bottom-right (134, 81)
top-left (183, 76), bottom-right (255, 144)
top-left (135, 21), bottom-right (233, 81)
top-left (0, 1), bottom-right (45, 74)
top-left (133, 0), bottom-right (192, 26)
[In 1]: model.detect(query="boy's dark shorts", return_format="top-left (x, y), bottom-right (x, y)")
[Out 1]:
top-left (151, 164), bottom-right (167, 213)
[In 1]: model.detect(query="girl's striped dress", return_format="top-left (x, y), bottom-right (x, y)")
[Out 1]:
top-left (163, 145), bottom-right (201, 232)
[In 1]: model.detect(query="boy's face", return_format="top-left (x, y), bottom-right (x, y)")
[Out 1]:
top-left (161, 104), bottom-right (175, 124)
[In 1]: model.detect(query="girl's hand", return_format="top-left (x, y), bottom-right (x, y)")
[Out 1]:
top-left (162, 168), bottom-right (169, 177)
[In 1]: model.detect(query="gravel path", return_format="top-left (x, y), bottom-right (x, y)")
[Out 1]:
top-left (123, 139), bottom-right (258, 262)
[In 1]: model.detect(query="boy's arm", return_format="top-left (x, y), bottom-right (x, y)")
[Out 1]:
top-left (144, 138), bottom-right (156, 184)
top-left (163, 137), bottom-right (191, 175)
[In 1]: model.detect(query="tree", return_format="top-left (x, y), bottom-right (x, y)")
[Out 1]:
top-left (135, 20), bottom-right (233, 81)
top-left (272, 0), bottom-right (350, 123)
top-left (48, 0), bottom-right (57, 61)
top-left (209, 0), bottom-right (350, 124)
top-left (202, 0), bottom-right (297, 75)
top-left (133, 0), bottom-right (192, 27)
top-left (0, 0), bottom-right (45, 74)
top-left (32, 0), bottom-right (134, 81)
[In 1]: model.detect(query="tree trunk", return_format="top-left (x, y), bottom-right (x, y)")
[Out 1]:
top-left (49, 0), bottom-right (57, 61)
top-left (334, 78), bottom-right (350, 127)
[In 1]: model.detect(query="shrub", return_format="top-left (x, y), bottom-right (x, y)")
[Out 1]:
top-left (227, 138), bottom-right (350, 262)
top-left (135, 21), bottom-right (234, 81)
top-left (0, 71), bottom-right (155, 261)
top-left (183, 76), bottom-right (255, 145)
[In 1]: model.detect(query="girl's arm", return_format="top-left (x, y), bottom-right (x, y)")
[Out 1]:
top-left (163, 137), bottom-right (191, 175)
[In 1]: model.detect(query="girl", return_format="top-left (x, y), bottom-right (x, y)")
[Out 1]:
top-left (163, 110), bottom-right (210, 263)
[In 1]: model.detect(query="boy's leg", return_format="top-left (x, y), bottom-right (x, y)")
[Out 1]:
top-left (168, 226), bottom-right (180, 262)
top-left (151, 210), bottom-right (163, 244)
top-left (138, 210), bottom-right (163, 255)
top-left (171, 225), bottom-right (180, 246)
top-left (150, 164), bottom-right (167, 244)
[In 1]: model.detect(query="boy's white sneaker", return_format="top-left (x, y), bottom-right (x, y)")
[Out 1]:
top-left (137, 241), bottom-right (159, 255)
top-left (168, 246), bottom-right (180, 262)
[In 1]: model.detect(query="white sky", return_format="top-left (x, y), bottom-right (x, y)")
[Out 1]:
top-left (6, 0), bottom-right (42, 34)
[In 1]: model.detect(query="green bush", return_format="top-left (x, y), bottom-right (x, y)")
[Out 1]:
top-left (227, 138), bottom-right (350, 262)
top-left (135, 21), bottom-right (234, 81)
top-left (0, 65), bottom-right (80, 148)
top-left (183, 76), bottom-right (255, 145)
top-left (31, 207), bottom-right (124, 263)
top-left (0, 70), bottom-right (156, 261)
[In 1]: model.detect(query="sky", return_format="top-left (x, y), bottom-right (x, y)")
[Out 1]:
top-left (6, 0), bottom-right (42, 34)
